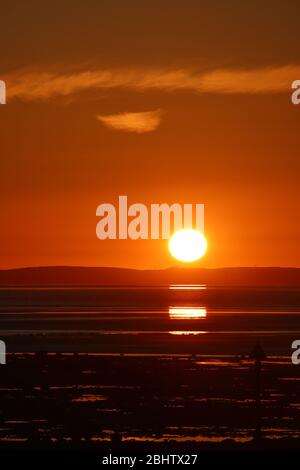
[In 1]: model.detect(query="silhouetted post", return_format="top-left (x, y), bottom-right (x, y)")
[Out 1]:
top-left (249, 341), bottom-right (266, 442)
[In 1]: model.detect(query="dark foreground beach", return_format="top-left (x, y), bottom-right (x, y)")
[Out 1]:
top-left (1, 352), bottom-right (300, 449)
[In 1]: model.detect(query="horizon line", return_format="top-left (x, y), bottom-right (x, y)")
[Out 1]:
top-left (0, 265), bottom-right (299, 272)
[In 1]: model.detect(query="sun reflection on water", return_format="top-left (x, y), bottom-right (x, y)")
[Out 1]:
top-left (169, 331), bottom-right (206, 335)
top-left (169, 307), bottom-right (207, 319)
top-left (169, 284), bottom-right (206, 290)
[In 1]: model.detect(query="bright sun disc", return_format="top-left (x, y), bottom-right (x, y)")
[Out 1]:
top-left (168, 229), bottom-right (207, 262)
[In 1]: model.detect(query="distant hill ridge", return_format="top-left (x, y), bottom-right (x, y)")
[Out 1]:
top-left (0, 266), bottom-right (300, 287)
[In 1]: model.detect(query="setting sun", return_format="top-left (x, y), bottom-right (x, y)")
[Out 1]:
top-left (168, 229), bottom-right (207, 262)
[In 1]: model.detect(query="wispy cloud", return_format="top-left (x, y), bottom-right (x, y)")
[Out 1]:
top-left (199, 66), bottom-right (300, 93)
top-left (4, 65), bottom-right (300, 101)
top-left (96, 110), bottom-right (162, 133)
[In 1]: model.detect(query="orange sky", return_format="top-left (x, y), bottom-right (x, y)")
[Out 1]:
top-left (0, 0), bottom-right (299, 269)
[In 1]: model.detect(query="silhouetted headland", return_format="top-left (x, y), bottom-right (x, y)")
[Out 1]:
top-left (1, 266), bottom-right (300, 287)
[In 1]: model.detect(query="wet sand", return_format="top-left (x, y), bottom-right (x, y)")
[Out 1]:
top-left (1, 353), bottom-right (300, 448)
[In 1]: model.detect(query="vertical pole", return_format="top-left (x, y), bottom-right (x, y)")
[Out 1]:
top-left (250, 341), bottom-right (266, 442)
top-left (254, 358), bottom-right (261, 441)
